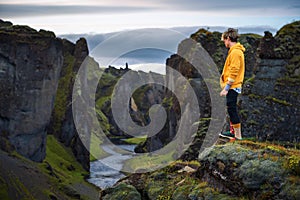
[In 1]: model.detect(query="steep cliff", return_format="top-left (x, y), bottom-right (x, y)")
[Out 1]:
top-left (0, 19), bottom-right (63, 161)
top-left (240, 21), bottom-right (300, 142)
top-left (0, 19), bottom-right (99, 198)
top-left (0, 19), bottom-right (91, 170)
top-left (141, 21), bottom-right (299, 155)
top-left (47, 37), bottom-right (91, 170)
top-left (95, 66), bottom-right (166, 139)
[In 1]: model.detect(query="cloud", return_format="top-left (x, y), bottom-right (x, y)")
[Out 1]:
top-left (1, 0), bottom-right (300, 18)
top-left (0, 4), bottom-right (155, 17)
top-left (154, 0), bottom-right (300, 10)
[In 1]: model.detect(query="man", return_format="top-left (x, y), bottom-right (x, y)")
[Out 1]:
top-left (219, 28), bottom-right (245, 140)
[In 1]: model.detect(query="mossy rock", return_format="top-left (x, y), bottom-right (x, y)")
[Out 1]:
top-left (172, 185), bottom-right (194, 200)
top-left (239, 159), bottom-right (285, 190)
top-left (145, 182), bottom-right (166, 200)
top-left (101, 183), bottom-right (141, 200)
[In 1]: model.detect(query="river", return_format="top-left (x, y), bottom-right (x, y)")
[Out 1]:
top-left (87, 144), bottom-right (136, 189)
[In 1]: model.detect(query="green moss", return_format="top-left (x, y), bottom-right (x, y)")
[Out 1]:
top-left (142, 161), bottom-right (238, 200)
top-left (36, 135), bottom-right (99, 199)
top-left (132, 85), bottom-right (150, 107)
top-left (39, 29), bottom-right (56, 37)
top-left (97, 71), bottom-right (118, 97)
top-left (124, 136), bottom-right (147, 145)
top-left (170, 160), bottom-right (201, 168)
top-left (285, 155), bottom-right (300, 175)
top-left (248, 93), bottom-right (261, 99)
top-left (89, 132), bottom-right (110, 161)
top-left (122, 149), bottom-right (175, 173)
top-left (241, 33), bottom-right (263, 38)
top-left (277, 76), bottom-right (300, 87)
top-left (96, 96), bottom-right (111, 109)
top-left (276, 20), bottom-right (300, 37)
top-left (95, 108), bottom-right (110, 135)
top-left (6, 172), bottom-right (34, 199)
top-left (45, 135), bottom-right (87, 175)
top-left (248, 120), bottom-right (259, 126)
top-left (0, 177), bottom-right (10, 200)
top-left (52, 54), bottom-right (76, 133)
top-left (239, 109), bottom-right (248, 119)
top-left (162, 97), bottom-right (174, 109)
top-left (243, 75), bottom-right (256, 86)
top-left (265, 96), bottom-right (293, 106)
top-left (102, 183), bottom-right (141, 200)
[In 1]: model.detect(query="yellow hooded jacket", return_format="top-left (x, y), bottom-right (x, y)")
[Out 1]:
top-left (220, 43), bottom-right (245, 89)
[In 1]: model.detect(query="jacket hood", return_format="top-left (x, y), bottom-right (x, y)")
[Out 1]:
top-left (229, 42), bottom-right (245, 53)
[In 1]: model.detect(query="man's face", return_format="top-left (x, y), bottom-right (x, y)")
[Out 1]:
top-left (223, 37), bottom-right (230, 48)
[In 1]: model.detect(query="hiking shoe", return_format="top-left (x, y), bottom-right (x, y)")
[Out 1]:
top-left (219, 131), bottom-right (235, 139)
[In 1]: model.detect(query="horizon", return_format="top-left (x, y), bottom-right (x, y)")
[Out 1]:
top-left (2, 17), bottom-right (288, 76)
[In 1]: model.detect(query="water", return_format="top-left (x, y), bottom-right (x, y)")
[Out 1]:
top-left (87, 144), bottom-right (136, 189)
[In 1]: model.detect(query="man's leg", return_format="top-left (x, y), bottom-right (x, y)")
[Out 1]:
top-left (226, 90), bottom-right (242, 139)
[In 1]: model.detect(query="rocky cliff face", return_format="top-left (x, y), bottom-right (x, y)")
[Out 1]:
top-left (95, 66), bottom-right (166, 140)
top-left (47, 37), bottom-right (90, 170)
top-left (240, 21), bottom-right (300, 142)
top-left (0, 20), bottom-right (63, 161)
top-left (142, 21), bottom-right (299, 155)
top-left (0, 20), bottom-right (91, 169)
top-left (136, 45), bottom-right (212, 155)
top-left (190, 22), bottom-right (299, 143)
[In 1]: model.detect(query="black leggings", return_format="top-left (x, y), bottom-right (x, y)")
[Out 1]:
top-left (226, 89), bottom-right (240, 124)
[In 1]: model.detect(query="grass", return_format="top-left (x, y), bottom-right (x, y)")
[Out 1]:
top-left (123, 136), bottom-right (147, 145)
top-left (122, 148), bottom-right (176, 173)
top-left (40, 135), bottom-right (88, 182)
top-left (89, 132), bottom-right (110, 161)
top-left (52, 53), bottom-right (75, 133)
top-left (38, 135), bottom-right (98, 199)
top-left (0, 176), bottom-right (10, 200)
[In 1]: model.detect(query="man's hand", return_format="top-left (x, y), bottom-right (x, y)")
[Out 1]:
top-left (220, 89), bottom-right (228, 96)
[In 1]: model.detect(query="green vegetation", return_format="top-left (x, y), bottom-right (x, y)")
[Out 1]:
top-left (122, 149), bottom-right (176, 173)
top-left (285, 155), bottom-right (300, 175)
top-left (103, 140), bottom-right (300, 199)
top-left (265, 96), bottom-right (293, 106)
top-left (38, 135), bottom-right (97, 200)
top-left (137, 160), bottom-right (240, 200)
top-left (241, 33), bottom-right (263, 38)
top-left (95, 108), bottom-right (110, 135)
top-left (52, 54), bottom-right (75, 133)
top-left (124, 136), bottom-right (147, 145)
top-left (0, 177), bottom-right (9, 200)
top-left (41, 135), bottom-right (88, 181)
top-left (243, 74), bottom-right (256, 86)
top-left (162, 97), bottom-right (174, 109)
top-left (89, 132), bottom-right (110, 161)
top-left (0, 174), bottom-right (35, 200)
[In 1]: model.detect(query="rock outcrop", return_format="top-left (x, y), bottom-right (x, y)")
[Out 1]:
top-left (0, 20), bottom-right (91, 170)
top-left (141, 21), bottom-right (299, 155)
top-left (240, 21), bottom-right (300, 142)
top-left (47, 37), bottom-right (91, 170)
top-left (101, 141), bottom-right (300, 200)
top-left (95, 66), bottom-right (166, 139)
top-left (0, 19), bottom-right (63, 161)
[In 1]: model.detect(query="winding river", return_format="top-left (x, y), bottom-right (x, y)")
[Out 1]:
top-left (87, 144), bottom-right (136, 189)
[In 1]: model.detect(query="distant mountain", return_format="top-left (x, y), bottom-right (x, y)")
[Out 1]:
top-left (59, 25), bottom-right (277, 50)
top-left (59, 26), bottom-right (277, 74)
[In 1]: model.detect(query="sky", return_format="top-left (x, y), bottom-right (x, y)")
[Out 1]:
top-left (0, 0), bottom-right (299, 34)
